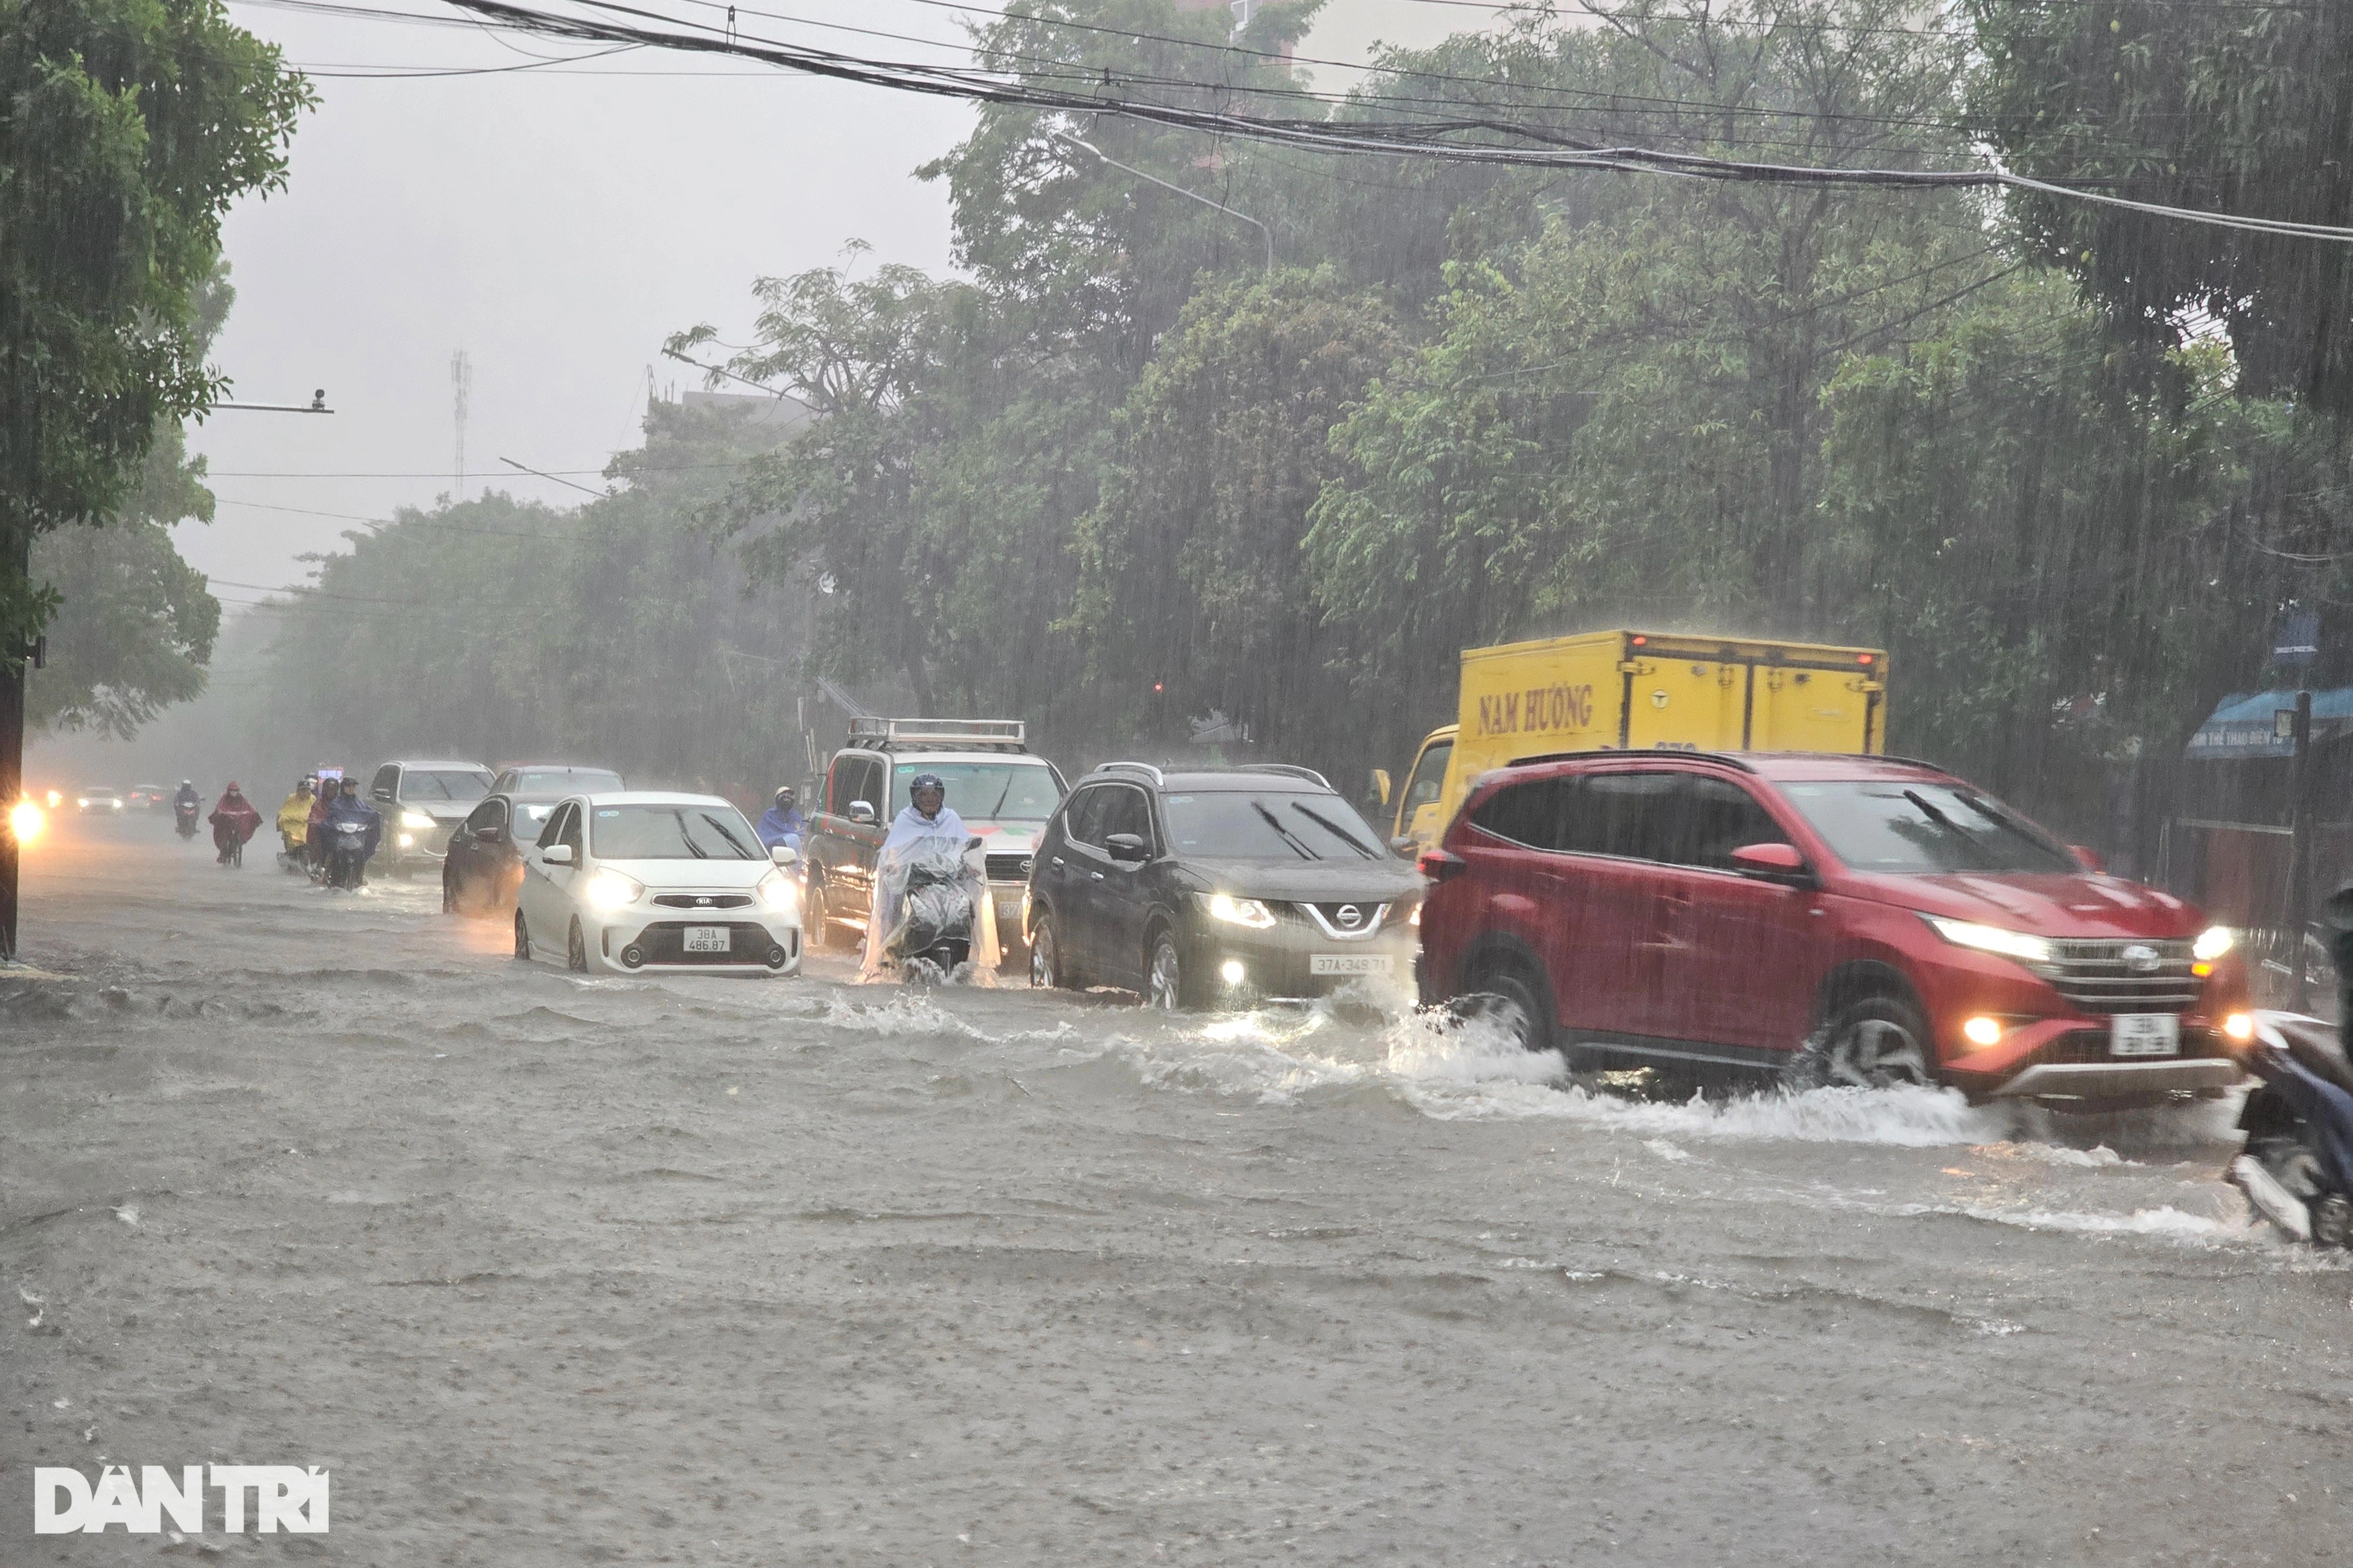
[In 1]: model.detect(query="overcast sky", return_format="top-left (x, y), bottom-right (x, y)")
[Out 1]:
top-left (182, 0), bottom-right (1502, 611)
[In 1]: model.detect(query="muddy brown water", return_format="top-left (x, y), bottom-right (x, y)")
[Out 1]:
top-left (5, 813), bottom-right (2350, 1564)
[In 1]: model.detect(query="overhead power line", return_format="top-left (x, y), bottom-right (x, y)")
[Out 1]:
top-left (396, 0), bottom-right (2353, 242)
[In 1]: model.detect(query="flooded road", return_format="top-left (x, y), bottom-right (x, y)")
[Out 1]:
top-left (6, 813), bottom-right (2351, 1565)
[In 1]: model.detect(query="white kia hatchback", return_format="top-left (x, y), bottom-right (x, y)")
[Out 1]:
top-left (515, 792), bottom-right (802, 976)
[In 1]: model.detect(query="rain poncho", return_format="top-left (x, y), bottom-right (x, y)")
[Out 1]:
top-left (320, 793), bottom-right (384, 860)
top-left (755, 800), bottom-right (808, 851)
top-left (276, 790), bottom-right (314, 847)
top-left (208, 790), bottom-right (262, 852)
top-left (859, 805), bottom-right (1001, 980)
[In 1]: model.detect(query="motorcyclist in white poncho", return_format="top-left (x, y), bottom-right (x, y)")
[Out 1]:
top-left (859, 772), bottom-right (1001, 982)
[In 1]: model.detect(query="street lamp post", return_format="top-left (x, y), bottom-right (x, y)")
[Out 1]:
top-left (1056, 134), bottom-right (1274, 273)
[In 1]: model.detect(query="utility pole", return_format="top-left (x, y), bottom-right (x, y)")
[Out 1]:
top-left (451, 349), bottom-right (472, 501)
top-left (1, 532), bottom-right (30, 962)
top-left (2288, 689), bottom-right (2316, 1010)
top-left (2275, 603), bottom-right (2322, 1010)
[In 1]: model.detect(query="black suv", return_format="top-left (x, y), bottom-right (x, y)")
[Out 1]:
top-left (1025, 763), bottom-right (1424, 1008)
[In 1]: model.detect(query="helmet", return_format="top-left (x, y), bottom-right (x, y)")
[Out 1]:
top-left (226, 781), bottom-right (241, 792)
top-left (180, 779), bottom-right (193, 788)
top-left (909, 772), bottom-right (946, 799)
top-left (775, 785), bottom-right (796, 804)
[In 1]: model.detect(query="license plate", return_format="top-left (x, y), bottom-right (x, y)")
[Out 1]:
top-left (2110, 1013), bottom-right (2180, 1057)
top-left (998, 900), bottom-right (1022, 923)
top-left (682, 926), bottom-right (731, 955)
top-left (1311, 953), bottom-right (1394, 976)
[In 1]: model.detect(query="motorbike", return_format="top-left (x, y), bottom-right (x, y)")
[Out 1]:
top-left (277, 826), bottom-right (310, 874)
top-left (2228, 1011), bottom-right (2353, 1246)
top-left (174, 800), bottom-right (200, 840)
top-left (868, 834), bottom-right (995, 983)
top-left (324, 819), bottom-right (374, 890)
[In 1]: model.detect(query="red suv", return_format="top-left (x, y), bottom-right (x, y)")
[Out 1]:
top-left (1417, 752), bottom-right (2253, 1106)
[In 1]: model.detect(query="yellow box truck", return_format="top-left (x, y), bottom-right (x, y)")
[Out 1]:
top-left (1389, 630), bottom-right (1889, 850)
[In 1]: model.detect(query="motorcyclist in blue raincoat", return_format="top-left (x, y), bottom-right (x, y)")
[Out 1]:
top-left (320, 776), bottom-right (384, 887)
top-left (755, 786), bottom-right (807, 852)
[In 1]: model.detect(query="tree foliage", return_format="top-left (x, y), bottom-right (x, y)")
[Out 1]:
top-left (0, 0), bottom-right (308, 653)
top-left (1968, 0), bottom-right (2353, 410)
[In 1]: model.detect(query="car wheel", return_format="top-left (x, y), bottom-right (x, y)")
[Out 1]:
top-left (513, 909), bottom-right (532, 962)
top-left (1792, 991), bottom-right (1934, 1090)
top-left (1029, 912), bottom-right (1066, 990)
top-left (442, 867), bottom-right (458, 915)
top-left (1461, 966), bottom-right (1553, 1054)
top-left (566, 918), bottom-right (589, 973)
top-left (804, 880), bottom-right (833, 952)
top-left (1145, 930), bottom-right (1187, 1011)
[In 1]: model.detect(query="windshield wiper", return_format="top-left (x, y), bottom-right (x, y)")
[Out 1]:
top-left (1293, 802), bottom-right (1377, 859)
top-left (672, 812), bottom-right (709, 859)
top-left (1901, 789), bottom-right (1998, 869)
top-left (701, 812), bottom-right (757, 859)
top-left (1251, 800), bottom-right (1319, 860)
top-left (988, 771), bottom-right (1016, 819)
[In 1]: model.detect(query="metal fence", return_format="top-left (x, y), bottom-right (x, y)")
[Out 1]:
top-left (2156, 815), bottom-right (2346, 1015)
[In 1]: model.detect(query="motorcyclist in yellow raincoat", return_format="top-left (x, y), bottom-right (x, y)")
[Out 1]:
top-left (276, 778), bottom-right (316, 860)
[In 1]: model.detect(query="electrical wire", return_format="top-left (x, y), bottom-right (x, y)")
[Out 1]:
top-left (374, 0), bottom-right (2353, 239)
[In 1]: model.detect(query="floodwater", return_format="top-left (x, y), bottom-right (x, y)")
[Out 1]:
top-left (6, 813), bottom-right (2351, 1565)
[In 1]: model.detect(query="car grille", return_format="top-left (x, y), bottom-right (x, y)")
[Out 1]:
top-left (652, 893), bottom-right (754, 909)
top-left (630, 920), bottom-right (774, 965)
top-left (985, 853), bottom-right (1033, 882)
top-left (2044, 938), bottom-right (2198, 1013)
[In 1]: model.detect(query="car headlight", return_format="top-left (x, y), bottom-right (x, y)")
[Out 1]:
top-left (756, 869), bottom-right (799, 918)
top-left (2192, 925), bottom-right (2235, 963)
top-left (75, 798), bottom-right (89, 809)
top-left (1207, 893), bottom-right (1278, 929)
top-left (1924, 916), bottom-right (2054, 966)
top-left (400, 810), bottom-right (436, 830)
top-left (584, 869), bottom-right (645, 912)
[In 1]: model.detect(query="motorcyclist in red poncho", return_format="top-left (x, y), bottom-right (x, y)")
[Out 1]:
top-left (209, 782), bottom-right (264, 867)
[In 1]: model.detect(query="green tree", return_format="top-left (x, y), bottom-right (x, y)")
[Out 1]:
top-left (1075, 266), bottom-right (1398, 760)
top-left (27, 262), bottom-right (236, 736)
top-left (1968, 0), bottom-right (2353, 411)
top-left (1, 0), bottom-right (309, 649)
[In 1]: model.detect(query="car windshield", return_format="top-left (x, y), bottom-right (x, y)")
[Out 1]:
top-left (82, 786), bottom-right (118, 795)
top-left (589, 803), bottom-right (762, 860)
top-left (514, 768), bottom-right (624, 795)
top-left (1161, 792), bottom-right (1385, 862)
top-left (1777, 780), bottom-right (2078, 875)
top-left (514, 801), bottom-right (557, 828)
top-left (405, 769), bottom-right (492, 802)
top-left (891, 762), bottom-right (1062, 822)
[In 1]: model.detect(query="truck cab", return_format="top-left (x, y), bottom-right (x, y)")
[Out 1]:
top-left (801, 718), bottom-right (1067, 965)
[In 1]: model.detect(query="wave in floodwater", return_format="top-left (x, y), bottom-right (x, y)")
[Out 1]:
top-left (1092, 999), bottom-right (2256, 1167)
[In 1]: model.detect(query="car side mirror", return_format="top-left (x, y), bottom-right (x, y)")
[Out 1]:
top-left (1731, 842), bottom-right (1811, 884)
top-left (848, 800), bottom-right (876, 825)
top-left (1371, 768), bottom-right (1392, 808)
top-left (542, 844), bottom-right (575, 866)
top-left (2071, 844), bottom-right (2107, 873)
top-left (769, 844), bottom-right (799, 866)
top-left (1390, 834), bottom-right (1417, 856)
top-left (1105, 832), bottom-right (1150, 863)
top-left (474, 825), bottom-right (499, 841)
top-left (372, 786), bottom-right (394, 803)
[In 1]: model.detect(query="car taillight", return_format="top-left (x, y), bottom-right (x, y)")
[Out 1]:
top-left (1418, 849), bottom-right (1467, 883)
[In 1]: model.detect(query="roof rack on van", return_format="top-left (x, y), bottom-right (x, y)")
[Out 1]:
top-left (845, 717), bottom-right (1028, 753)
top-left (1235, 763), bottom-right (1332, 790)
top-left (1096, 760), bottom-right (1165, 786)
